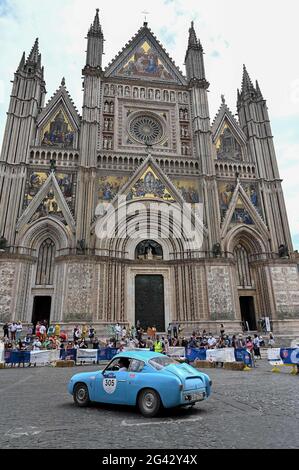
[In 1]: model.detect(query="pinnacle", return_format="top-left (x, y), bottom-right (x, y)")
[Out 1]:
top-left (89, 8), bottom-right (102, 35)
top-left (241, 64), bottom-right (255, 95)
top-left (26, 38), bottom-right (40, 65)
top-left (188, 21), bottom-right (198, 47)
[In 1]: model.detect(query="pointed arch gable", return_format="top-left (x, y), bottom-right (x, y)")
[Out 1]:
top-left (105, 25), bottom-right (186, 85)
top-left (17, 217), bottom-right (73, 251)
top-left (17, 173), bottom-right (76, 231)
top-left (36, 84), bottom-right (81, 149)
top-left (220, 182), bottom-right (269, 241)
top-left (223, 224), bottom-right (267, 255)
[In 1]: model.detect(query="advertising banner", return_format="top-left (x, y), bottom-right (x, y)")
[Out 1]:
top-left (185, 348), bottom-right (207, 362)
top-left (0, 342), bottom-right (4, 363)
top-left (279, 348), bottom-right (299, 365)
top-left (267, 348), bottom-right (283, 366)
top-left (206, 348), bottom-right (236, 363)
top-left (168, 347), bottom-right (186, 359)
top-left (76, 349), bottom-right (98, 363)
top-left (234, 348), bottom-right (252, 366)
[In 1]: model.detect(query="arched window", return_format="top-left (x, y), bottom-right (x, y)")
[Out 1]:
top-left (36, 238), bottom-right (56, 285)
top-left (234, 244), bottom-right (252, 287)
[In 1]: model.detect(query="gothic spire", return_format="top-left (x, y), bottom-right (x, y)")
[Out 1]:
top-left (17, 52), bottom-right (26, 72)
top-left (26, 38), bottom-right (40, 64)
top-left (185, 21), bottom-right (206, 83)
top-left (255, 80), bottom-right (264, 100)
top-left (241, 64), bottom-right (255, 95)
top-left (85, 9), bottom-right (104, 69)
top-left (187, 21), bottom-right (203, 51)
top-left (89, 8), bottom-right (102, 35)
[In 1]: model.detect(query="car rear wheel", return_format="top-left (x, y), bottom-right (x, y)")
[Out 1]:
top-left (74, 383), bottom-right (90, 407)
top-left (138, 388), bottom-right (161, 418)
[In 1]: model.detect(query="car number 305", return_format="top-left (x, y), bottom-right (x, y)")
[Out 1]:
top-left (103, 378), bottom-right (117, 394)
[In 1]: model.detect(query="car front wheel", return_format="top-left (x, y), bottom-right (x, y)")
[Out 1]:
top-left (74, 383), bottom-right (90, 407)
top-left (138, 388), bottom-right (161, 418)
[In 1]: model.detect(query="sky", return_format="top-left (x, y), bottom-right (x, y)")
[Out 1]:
top-left (0, 0), bottom-right (298, 250)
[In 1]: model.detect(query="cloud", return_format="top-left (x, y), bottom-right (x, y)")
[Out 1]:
top-left (0, 0), bottom-right (298, 249)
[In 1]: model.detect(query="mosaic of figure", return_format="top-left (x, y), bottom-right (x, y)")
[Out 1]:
top-left (172, 179), bottom-right (201, 204)
top-left (243, 183), bottom-right (258, 208)
top-left (218, 182), bottom-right (236, 216)
top-left (98, 176), bottom-right (129, 202)
top-left (31, 191), bottom-right (65, 224)
top-left (56, 173), bottom-right (73, 206)
top-left (231, 197), bottom-right (253, 225)
top-left (27, 172), bottom-right (48, 203)
top-left (232, 209), bottom-right (253, 225)
top-left (42, 110), bottom-right (75, 148)
top-left (127, 169), bottom-right (174, 202)
top-left (216, 125), bottom-right (242, 161)
top-left (118, 41), bottom-right (174, 81)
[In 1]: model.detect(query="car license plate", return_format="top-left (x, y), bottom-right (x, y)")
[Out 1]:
top-left (185, 391), bottom-right (205, 402)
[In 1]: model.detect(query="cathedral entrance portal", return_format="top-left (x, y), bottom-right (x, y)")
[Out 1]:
top-left (239, 296), bottom-right (257, 331)
top-left (32, 296), bottom-right (52, 327)
top-left (135, 275), bottom-right (165, 332)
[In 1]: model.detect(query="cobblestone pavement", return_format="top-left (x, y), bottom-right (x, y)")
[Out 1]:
top-left (0, 360), bottom-right (298, 449)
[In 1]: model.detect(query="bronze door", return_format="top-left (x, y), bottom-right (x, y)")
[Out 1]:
top-left (135, 275), bottom-right (165, 332)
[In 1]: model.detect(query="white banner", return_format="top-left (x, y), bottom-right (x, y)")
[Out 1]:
top-left (76, 349), bottom-right (98, 363)
top-left (168, 347), bottom-right (186, 358)
top-left (206, 348), bottom-right (236, 363)
top-left (30, 349), bottom-right (60, 365)
top-left (265, 317), bottom-right (271, 332)
top-left (0, 342), bottom-right (4, 364)
top-left (267, 348), bottom-right (283, 366)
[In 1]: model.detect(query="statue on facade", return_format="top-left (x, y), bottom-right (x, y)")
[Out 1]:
top-left (212, 243), bottom-right (222, 257)
top-left (77, 239), bottom-right (86, 254)
top-left (0, 236), bottom-right (8, 251)
top-left (50, 159), bottom-right (57, 173)
top-left (278, 244), bottom-right (289, 258)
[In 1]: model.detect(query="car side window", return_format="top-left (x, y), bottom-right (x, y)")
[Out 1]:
top-left (105, 358), bottom-right (121, 372)
top-left (128, 359), bottom-right (144, 373)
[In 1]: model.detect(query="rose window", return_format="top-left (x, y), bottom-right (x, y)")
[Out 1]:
top-left (129, 115), bottom-right (163, 145)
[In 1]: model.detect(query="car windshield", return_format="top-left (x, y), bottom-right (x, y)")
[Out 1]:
top-left (149, 356), bottom-right (178, 370)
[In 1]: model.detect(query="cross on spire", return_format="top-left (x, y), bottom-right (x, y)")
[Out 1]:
top-left (142, 11), bottom-right (150, 26)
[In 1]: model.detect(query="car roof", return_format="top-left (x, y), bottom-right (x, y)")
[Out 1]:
top-left (115, 350), bottom-right (164, 362)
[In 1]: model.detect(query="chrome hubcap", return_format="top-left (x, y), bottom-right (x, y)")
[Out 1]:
top-left (77, 387), bottom-right (87, 402)
top-left (144, 393), bottom-right (155, 409)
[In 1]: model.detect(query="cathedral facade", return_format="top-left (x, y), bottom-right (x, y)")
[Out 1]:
top-left (0, 10), bottom-right (298, 335)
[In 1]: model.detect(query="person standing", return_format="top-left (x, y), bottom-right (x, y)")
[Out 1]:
top-left (16, 322), bottom-right (23, 342)
top-left (88, 325), bottom-right (95, 342)
top-left (220, 324), bottom-right (225, 337)
top-left (39, 323), bottom-right (47, 342)
top-left (268, 332), bottom-right (275, 348)
top-left (115, 323), bottom-right (122, 341)
top-left (10, 322), bottom-right (17, 341)
top-left (153, 335), bottom-right (163, 353)
top-left (236, 333), bottom-right (246, 349)
top-left (3, 322), bottom-right (9, 339)
top-left (253, 334), bottom-right (261, 359)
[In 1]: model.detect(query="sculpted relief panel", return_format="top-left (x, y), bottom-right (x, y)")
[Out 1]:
top-left (64, 264), bottom-right (94, 322)
top-left (207, 266), bottom-right (235, 320)
top-left (271, 266), bottom-right (299, 319)
top-left (0, 262), bottom-right (16, 322)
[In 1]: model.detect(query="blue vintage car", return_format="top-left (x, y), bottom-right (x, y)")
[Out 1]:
top-left (68, 351), bottom-right (212, 417)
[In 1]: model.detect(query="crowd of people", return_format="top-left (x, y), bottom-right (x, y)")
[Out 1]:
top-left (1, 320), bottom-right (276, 366)
top-left (109, 322), bottom-right (275, 363)
top-left (1, 321), bottom-right (102, 359)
